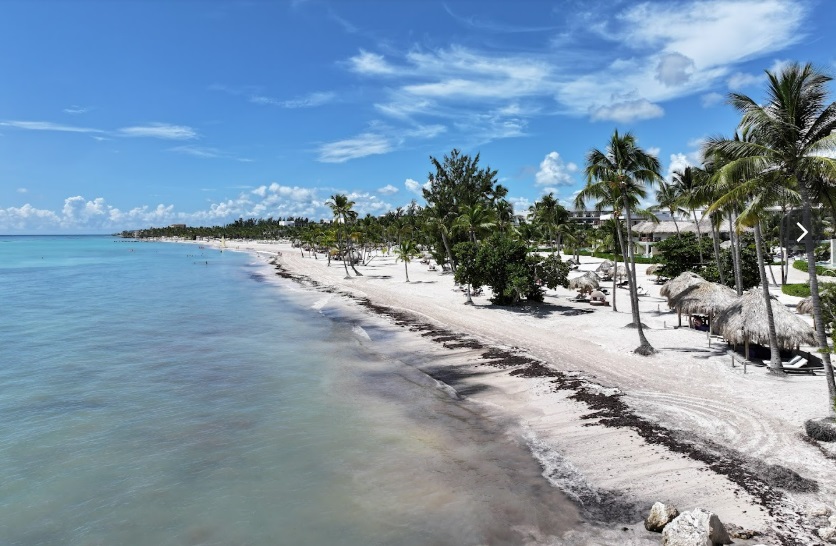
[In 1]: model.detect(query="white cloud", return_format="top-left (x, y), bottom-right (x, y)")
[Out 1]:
top-left (404, 178), bottom-right (430, 195)
top-left (348, 50), bottom-right (396, 74)
top-left (16, 187), bottom-right (27, 193)
top-left (727, 72), bottom-right (762, 89)
top-left (377, 184), bottom-right (399, 195)
top-left (508, 196), bottom-right (532, 215)
top-left (646, 146), bottom-right (661, 157)
top-left (318, 133), bottom-right (392, 163)
top-left (250, 91), bottom-right (335, 108)
top-left (63, 105), bottom-right (90, 115)
top-left (118, 123), bottom-right (198, 140)
top-left (589, 99), bottom-right (664, 123)
top-left (700, 92), bottom-right (724, 107)
top-left (405, 124), bottom-right (446, 139)
top-left (535, 151), bottom-right (577, 186)
top-left (666, 152), bottom-right (693, 180)
top-left (169, 145), bottom-right (251, 162)
top-left (0, 120), bottom-right (104, 133)
top-left (655, 52), bottom-right (696, 86)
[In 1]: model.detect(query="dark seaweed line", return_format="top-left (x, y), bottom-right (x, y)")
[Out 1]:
top-left (271, 261), bottom-right (813, 545)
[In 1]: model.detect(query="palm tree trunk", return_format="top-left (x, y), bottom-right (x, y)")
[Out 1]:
top-left (692, 209), bottom-right (705, 265)
top-left (622, 197), bottom-right (655, 355)
top-left (754, 223), bottom-right (784, 374)
top-left (729, 210), bottom-right (743, 295)
top-left (404, 261), bottom-right (410, 282)
top-left (440, 229), bottom-right (456, 273)
top-left (779, 207), bottom-right (788, 285)
top-left (799, 184), bottom-right (836, 412)
top-left (347, 233), bottom-right (363, 276)
top-left (710, 214), bottom-right (725, 285)
top-left (339, 231), bottom-right (351, 278)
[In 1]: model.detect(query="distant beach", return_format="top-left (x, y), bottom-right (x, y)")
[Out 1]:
top-left (177, 236), bottom-right (836, 545)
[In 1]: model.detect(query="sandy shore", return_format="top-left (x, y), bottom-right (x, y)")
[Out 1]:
top-left (188, 238), bottom-right (835, 544)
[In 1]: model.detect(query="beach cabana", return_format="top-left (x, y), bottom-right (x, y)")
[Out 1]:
top-left (796, 297), bottom-right (813, 315)
top-left (646, 264), bottom-right (661, 276)
top-left (614, 265), bottom-right (628, 280)
top-left (595, 260), bottom-right (614, 274)
top-left (668, 281), bottom-right (738, 341)
top-left (714, 290), bottom-right (816, 360)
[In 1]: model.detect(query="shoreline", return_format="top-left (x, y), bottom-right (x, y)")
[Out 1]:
top-left (169, 238), bottom-right (835, 544)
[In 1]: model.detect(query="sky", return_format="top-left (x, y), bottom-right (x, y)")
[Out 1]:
top-left (1, 0), bottom-right (835, 233)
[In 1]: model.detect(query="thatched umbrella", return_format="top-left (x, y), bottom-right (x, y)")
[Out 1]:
top-left (595, 260), bottom-right (614, 274)
top-left (669, 281), bottom-right (738, 342)
top-left (568, 273), bottom-right (599, 293)
top-left (714, 290), bottom-right (816, 360)
top-left (660, 271), bottom-right (704, 302)
top-left (797, 297), bottom-right (813, 315)
top-left (646, 264), bottom-right (661, 275)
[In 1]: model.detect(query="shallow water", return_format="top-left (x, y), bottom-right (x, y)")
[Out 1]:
top-left (0, 236), bottom-right (582, 545)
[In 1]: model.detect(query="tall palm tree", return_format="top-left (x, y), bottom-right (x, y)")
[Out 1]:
top-left (394, 239), bottom-right (421, 282)
top-left (649, 179), bottom-right (684, 233)
top-left (704, 62), bottom-right (836, 409)
top-left (453, 204), bottom-right (497, 244)
top-left (530, 193), bottom-right (570, 254)
top-left (326, 194), bottom-right (357, 278)
top-left (583, 130), bottom-right (662, 356)
top-left (672, 166), bottom-right (709, 264)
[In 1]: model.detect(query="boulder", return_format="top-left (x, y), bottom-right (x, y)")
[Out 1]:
top-left (819, 527), bottom-right (836, 544)
top-left (661, 508), bottom-right (732, 546)
top-left (809, 503), bottom-right (833, 517)
top-left (725, 523), bottom-right (759, 540)
top-left (645, 502), bottom-right (680, 532)
top-left (829, 514), bottom-right (836, 528)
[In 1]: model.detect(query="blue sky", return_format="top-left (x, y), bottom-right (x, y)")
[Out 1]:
top-left (1, 0), bottom-right (835, 233)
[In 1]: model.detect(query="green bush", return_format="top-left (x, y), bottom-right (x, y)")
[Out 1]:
top-left (793, 259), bottom-right (836, 276)
top-left (782, 283), bottom-right (810, 297)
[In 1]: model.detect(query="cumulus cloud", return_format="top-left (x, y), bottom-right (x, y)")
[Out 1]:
top-left (348, 50), bottom-right (397, 74)
top-left (666, 152), bottom-right (693, 180)
top-left (377, 184), bottom-right (399, 195)
top-left (535, 152), bottom-right (577, 186)
top-left (404, 178), bottom-right (430, 195)
top-left (646, 147), bottom-right (661, 157)
top-left (655, 52), bottom-right (696, 86)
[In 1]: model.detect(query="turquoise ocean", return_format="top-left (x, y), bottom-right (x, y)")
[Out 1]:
top-left (0, 236), bottom-right (582, 545)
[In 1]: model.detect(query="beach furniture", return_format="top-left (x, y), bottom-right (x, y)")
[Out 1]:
top-left (760, 355), bottom-right (820, 374)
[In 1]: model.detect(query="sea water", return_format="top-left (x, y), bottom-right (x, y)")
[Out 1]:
top-left (0, 236), bottom-right (581, 545)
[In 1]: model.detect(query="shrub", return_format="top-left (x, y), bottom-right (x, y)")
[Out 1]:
top-left (805, 418), bottom-right (836, 442)
top-left (782, 283), bottom-right (810, 297)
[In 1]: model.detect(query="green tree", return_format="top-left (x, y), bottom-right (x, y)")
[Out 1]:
top-left (704, 62), bottom-right (836, 407)
top-left (393, 239), bottom-right (421, 282)
top-left (583, 130), bottom-right (662, 355)
top-left (326, 194), bottom-right (356, 278)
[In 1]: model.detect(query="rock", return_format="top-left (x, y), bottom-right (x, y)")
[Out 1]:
top-left (645, 502), bottom-right (680, 532)
top-left (725, 523), bottom-right (759, 540)
top-left (661, 508), bottom-right (732, 546)
top-left (829, 514), bottom-right (836, 528)
top-left (819, 527), bottom-right (836, 543)
top-left (809, 503), bottom-right (833, 517)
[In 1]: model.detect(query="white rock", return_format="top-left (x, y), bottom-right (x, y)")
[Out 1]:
top-left (809, 503), bottom-right (833, 517)
top-left (819, 527), bottom-right (836, 543)
top-left (645, 502), bottom-right (680, 532)
top-left (661, 508), bottom-right (732, 546)
top-left (828, 514), bottom-right (836, 528)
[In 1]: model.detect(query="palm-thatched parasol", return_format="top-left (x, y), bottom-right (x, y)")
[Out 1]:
top-left (614, 265), bottom-right (628, 280)
top-left (796, 297), bottom-right (813, 315)
top-left (714, 290), bottom-right (816, 360)
top-left (668, 281), bottom-right (738, 341)
top-left (646, 264), bottom-right (661, 275)
top-left (595, 260), bottom-right (614, 274)
top-left (660, 271), bottom-right (704, 302)
top-left (568, 274), bottom-right (600, 294)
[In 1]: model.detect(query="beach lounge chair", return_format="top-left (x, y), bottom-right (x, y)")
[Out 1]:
top-left (636, 286), bottom-right (648, 296)
top-left (761, 355), bottom-right (818, 374)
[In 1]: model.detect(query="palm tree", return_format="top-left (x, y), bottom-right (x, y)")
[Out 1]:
top-left (583, 130), bottom-right (662, 356)
top-left (530, 193), bottom-right (570, 254)
top-left (326, 194), bottom-right (356, 278)
top-left (672, 166), bottom-right (709, 264)
top-left (453, 204), bottom-right (497, 244)
top-left (650, 179), bottom-right (684, 234)
top-left (394, 239), bottom-right (421, 282)
top-left (704, 62), bottom-right (836, 409)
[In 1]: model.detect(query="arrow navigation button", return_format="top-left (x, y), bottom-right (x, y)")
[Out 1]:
top-left (797, 222), bottom-right (809, 242)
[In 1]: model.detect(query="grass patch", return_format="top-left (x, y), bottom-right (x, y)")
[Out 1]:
top-left (782, 283), bottom-right (810, 297)
top-left (794, 259), bottom-right (836, 276)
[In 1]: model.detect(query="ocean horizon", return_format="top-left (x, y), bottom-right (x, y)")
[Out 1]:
top-left (0, 235), bottom-right (583, 545)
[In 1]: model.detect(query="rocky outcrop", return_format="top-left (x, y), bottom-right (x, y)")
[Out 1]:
top-left (645, 502), bottom-right (679, 532)
top-left (661, 508), bottom-right (732, 546)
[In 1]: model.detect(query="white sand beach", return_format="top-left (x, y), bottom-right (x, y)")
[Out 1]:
top-left (203, 239), bottom-right (834, 544)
